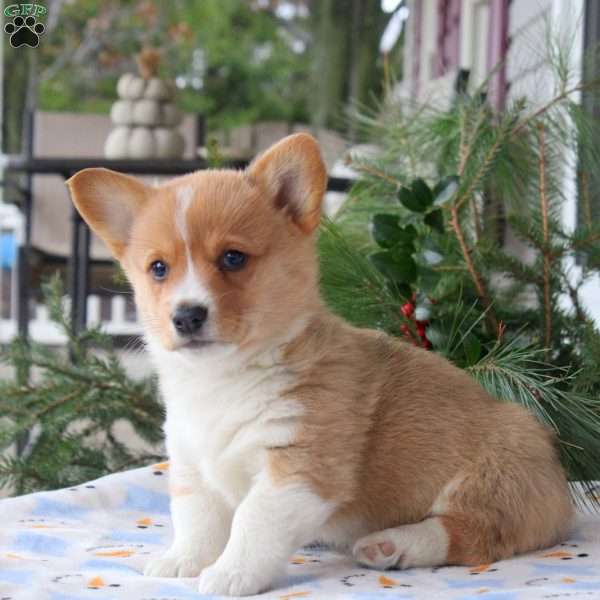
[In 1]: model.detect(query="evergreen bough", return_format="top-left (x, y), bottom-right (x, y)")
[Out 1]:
top-left (0, 276), bottom-right (164, 495)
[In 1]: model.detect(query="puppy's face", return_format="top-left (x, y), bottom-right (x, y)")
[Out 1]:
top-left (67, 134), bottom-right (327, 353)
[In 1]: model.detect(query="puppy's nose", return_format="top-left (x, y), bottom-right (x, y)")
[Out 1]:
top-left (172, 304), bottom-right (208, 336)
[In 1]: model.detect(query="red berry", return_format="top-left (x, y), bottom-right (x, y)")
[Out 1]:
top-left (401, 302), bottom-right (414, 318)
top-left (415, 319), bottom-right (430, 328)
top-left (400, 324), bottom-right (410, 335)
top-left (422, 339), bottom-right (432, 349)
top-left (416, 325), bottom-right (427, 338)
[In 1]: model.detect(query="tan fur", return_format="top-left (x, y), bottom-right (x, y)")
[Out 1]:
top-left (67, 133), bottom-right (574, 570)
top-left (272, 315), bottom-right (573, 563)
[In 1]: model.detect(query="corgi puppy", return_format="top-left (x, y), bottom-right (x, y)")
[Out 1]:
top-left (67, 134), bottom-right (573, 596)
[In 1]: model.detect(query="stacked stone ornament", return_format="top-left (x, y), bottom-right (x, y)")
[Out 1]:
top-left (104, 48), bottom-right (185, 159)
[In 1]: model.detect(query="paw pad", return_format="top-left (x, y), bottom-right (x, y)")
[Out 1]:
top-left (378, 541), bottom-right (396, 557)
top-left (5, 16), bottom-right (45, 48)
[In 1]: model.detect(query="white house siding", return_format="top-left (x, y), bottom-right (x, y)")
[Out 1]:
top-left (506, 0), bottom-right (556, 104)
top-left (459, 0), bottom-right (491, 88)
top-left (421, 0), bottom-right (440, 86)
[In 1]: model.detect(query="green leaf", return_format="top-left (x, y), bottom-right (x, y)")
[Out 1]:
top-left (391, 250), bottom-right (418, 283)
top-left (370, 251), bottom-right (417, 283)
top-left (371, 214), bottom-right (402, 248)
top-left (433, 175), bottom-right (459, 206)
top-left (433, 273), bottom-right (462, 299)
top-left (404, 224), bottom-right (418, 238)
top-left (424, 209), bottom-right (445, 233)
top-left (398, 178), bottom-right (433, 212)
top-left (371, 216), bottom-right (418, 250)
top-left (386, 281), bottom-right (413, 300)
top-left (463, 334), bottom-right (482, 365)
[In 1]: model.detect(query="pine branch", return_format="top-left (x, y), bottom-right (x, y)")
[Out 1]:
top-left (0, 275), bottom-right (163, 493)
top-left (455, 108), bottom-right (519, 210)
top-left (449, 205), bottom-right (498, 333)
top-left (579, 169), bottom-right (593, 228)
top-left (457, 99), bottom-right (490, 175)
top-left (470, 196), bottom-right (483, 242)
top-left (445, 109), bottom-right (521, 335)
top-left (511, 82), bottom-right (589, 137)
top-left (479, 246), bottom-right (541, 284)
top-left (538, 123), bottom-right (553, 357)
top-left (562, 272), bottom-right (589, 325)
top-left (344, 156), bottom-right (401, 187)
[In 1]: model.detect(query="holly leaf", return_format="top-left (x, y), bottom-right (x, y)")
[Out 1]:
top-left (372, 215), bottom-right (418, 254)
top-left (386, 281), bottom-right (413, 300)
top-left (370, 251), bottom-right (417, 283)
top-left (433, 175), bottom-right (459, 206)
top-left (433, 273), bottom-right (462, 299)
top-left (403, 224), bottom-right (418, 238)
top-left (371, 214), bottom-right (402, 248)
top-left (398, 178), bottom-right (433, 212)
top-left (390, 247), bottom-right (418, 283)
top-left (424, 209), bottom-right (445, 233)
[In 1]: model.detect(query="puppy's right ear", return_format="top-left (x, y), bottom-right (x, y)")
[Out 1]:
top-left (66, 168), bottom-right (150, 259)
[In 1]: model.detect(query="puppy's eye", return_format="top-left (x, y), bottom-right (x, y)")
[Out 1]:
top-left (149, 260), bottom-right (168, 281)
top-left (219, 250), bottom-right (247, 272)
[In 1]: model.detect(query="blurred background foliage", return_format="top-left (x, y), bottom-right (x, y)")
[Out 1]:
top-left (3, 0), bottom-right (401, 153)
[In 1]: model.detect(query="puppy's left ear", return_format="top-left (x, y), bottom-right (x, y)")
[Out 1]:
top-left (247, 133), bottom-right (327, 234)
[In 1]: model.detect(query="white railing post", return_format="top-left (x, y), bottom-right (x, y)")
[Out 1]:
top-left (112, 295), bottom-right (126, 325)
top-left (87, 294), bottom-right (101, 327)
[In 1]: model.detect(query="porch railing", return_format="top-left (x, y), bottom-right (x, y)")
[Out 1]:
top-left (2, 155), bottom-right (353, 345)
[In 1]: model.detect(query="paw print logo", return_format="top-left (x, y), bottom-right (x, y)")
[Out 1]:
top-left (5, 16), bottom-right (45, 48)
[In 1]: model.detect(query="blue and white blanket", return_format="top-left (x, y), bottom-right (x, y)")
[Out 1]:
top-left (1, 463), bottom-right (599, 599)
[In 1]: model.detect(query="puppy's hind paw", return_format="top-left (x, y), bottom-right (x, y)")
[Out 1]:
top-left (353, 534), bottom-right (403, 570)
top-left (353, 519), bottom-right (449, 570)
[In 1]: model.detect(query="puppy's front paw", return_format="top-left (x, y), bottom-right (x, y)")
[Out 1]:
top-left (144, 547), bottom-right (209, 578)
top-left (198, 562), bottom-right (269, 596)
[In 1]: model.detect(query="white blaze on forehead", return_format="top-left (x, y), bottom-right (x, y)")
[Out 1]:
top-left (171, 186), bottom-right (212, 311)
top-left (175, 185), bottom-right (194, 244)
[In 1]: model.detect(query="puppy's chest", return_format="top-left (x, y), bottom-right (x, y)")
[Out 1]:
top-left (163, 363), bottom-right (302, 506)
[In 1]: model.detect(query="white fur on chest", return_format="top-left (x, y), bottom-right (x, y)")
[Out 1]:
top-left (152, 344), bottom-right (302, 508)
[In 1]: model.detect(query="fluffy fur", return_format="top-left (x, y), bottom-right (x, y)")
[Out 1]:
top-left (67, 134), bottom-right (574, 596)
